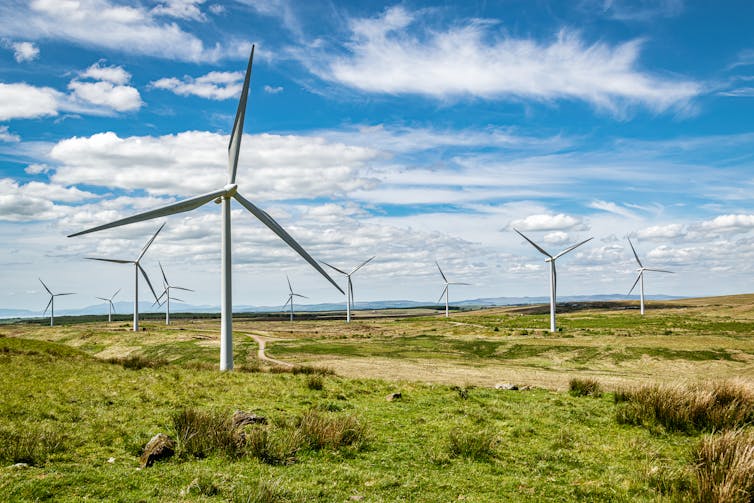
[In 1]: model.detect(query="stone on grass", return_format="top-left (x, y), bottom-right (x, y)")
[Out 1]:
top-left (232, 410), bottom-right (267, 428)
top-left (386, 392), bottom-right (402, 401)
top-left (495, 383), bottom-right (519, 390)
top-left (140, 433), bottom-right (175, 468)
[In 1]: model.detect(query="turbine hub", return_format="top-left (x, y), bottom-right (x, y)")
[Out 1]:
top-left (223, 183), bottom-right (238, 197)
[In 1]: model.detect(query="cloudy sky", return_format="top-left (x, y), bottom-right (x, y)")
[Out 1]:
top-left (2, 0), bottom-right (754, 312)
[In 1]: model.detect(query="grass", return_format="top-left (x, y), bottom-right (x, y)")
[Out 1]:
top-left (569, 377), bottom-right (603, 397)
top-left (692, 428), bottom-right (754, 502)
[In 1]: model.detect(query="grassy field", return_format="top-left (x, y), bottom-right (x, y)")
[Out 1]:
top-left (1, 294), bottom-right (754, 501)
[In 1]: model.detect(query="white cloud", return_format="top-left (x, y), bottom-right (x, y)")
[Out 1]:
top-left (0, 0), bottom-right (222, 62)
top-left (0, 125), bottom-right (20, 142)
top-left (509, 213), bottom-right (585, 231)
top-left (151, 71), bottom-right (243, 100)
top-left (151, 0), bottom-right (206, 21)
top-left (264, 85), bottom-right (283, 94)
top-left (0, 178), bottom-right (97, 222)
top-left (11, 41), bottom-right (39, 62)
top-left (209, 4), bottom-right (224, 15)
top-left (309, 6), bottom-right (700, 113)
top-left (68, 80), bottom-right (142, 112)
top-left (0, 82), bottom-right (61, 120)
top-left (24, 163), bottom-right (50, 174)
top-left (589, 200), bottom-right (637, 218)
top-left (80, 61), bottom-right (131, 85)
top-left (699, 214), bottom-right (754, 232)
top-left (543, 231), bottom-right (570, 245)
top-left (636, 224), bottom-right (686, 239)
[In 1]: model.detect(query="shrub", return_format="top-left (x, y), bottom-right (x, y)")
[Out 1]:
top-left (305, 375), bottom-right (324, 391)
top-left (0, 424), bottom-right (64, 465)
top-left (447, 427), bottom-right (498, 461)
top-left (693, 429), bottom-right (754, 502)
top-left (172, 408), bottom-right (241, 459)
top-left (615, 381), bottom-right (754, 433)
top-left (297, 410), bottom-right (368, 451)
top-left (569, 378), bottom-right (602, 397)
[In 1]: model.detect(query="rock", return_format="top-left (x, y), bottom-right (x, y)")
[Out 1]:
top-left (386, 392), bottom-right (402, 401)
top-left (12, 462), bottom-right (29, 469)
top-left (495, 383), bottom-right (519, 390)
top-left (232, 410), bottom-right (267, 428)
top-left (350, 496), bottom-right (364, 501)
top-left (140, 433), bottom-right (175, 468)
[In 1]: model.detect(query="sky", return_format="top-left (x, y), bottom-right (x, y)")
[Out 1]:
top-left (2, 0), bottom-right (754, 313)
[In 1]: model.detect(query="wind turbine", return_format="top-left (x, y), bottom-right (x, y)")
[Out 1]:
top-left (85, 224), bottom-right (163, 332)
top-left (39, 279), bottom-right (74, 327)
top-left (155, 262), bottom-right (193, 325)
top-left (67, 45), bottom-right (342, 371)
top-left (514, 229), bottom-right (593, 332)
top-left (282, 275), bottom-right (307, 322)
top-left (436, 261), bottom-right (470, 318)
top-left (627, 238), bottom-right (673, 315)
top-left (96, 288), bottom-right (120, 323)
top-left (322, 256), bottom-right (375, 323)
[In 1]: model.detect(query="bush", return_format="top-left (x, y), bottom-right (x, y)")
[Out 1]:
top-left (297, 410), bottom-right (368, 451)
top-left (569, 378), bottom-right (602, 397)
top-left (0, 424), bottom-right (64, 465)
top-left (615, 381), bottom-right (754, 433)
top-left (693, 429), bottom-right (754, 502)
top-left (172, 408), bottom-right (242, 459)
top-left (447, 427), bottom-right (498, 461)
top-left (305, 375), bottom-right (324, 391)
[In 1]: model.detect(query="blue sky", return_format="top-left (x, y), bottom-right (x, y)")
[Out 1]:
top-left (2, 0), bottom-right (754, 312)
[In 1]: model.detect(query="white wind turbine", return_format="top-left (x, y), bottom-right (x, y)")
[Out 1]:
top-left (282, 275), bottom-right (307, 322)
top-left (85, 224), bottom-right (163, 332)
top-left (95, 288), bottom-right (120, 323)
top-left (514, 229), bottom-right (593, 332)
top-left (627, 238), bottom-right (673, 315)
top-left (67, 45), bottom-right (342, 371)
top-left (322, 256), bottom-right (375, 323)
top-left (155, 262), bottom-right (193, 325)
top-left (436, 261), bottom-right (470, 318)
top-left (39, 278), bottom-right (74, 327)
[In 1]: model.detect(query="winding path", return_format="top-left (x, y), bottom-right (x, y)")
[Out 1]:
top-left (245, 332), bottom-right (293, 367)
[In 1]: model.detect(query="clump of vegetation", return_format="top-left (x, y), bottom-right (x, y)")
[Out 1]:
top-left (232, 478), bottom-right (294, 503)
top-left (172, 408), bottom-right (242, 459)
top-left (292, 365), bottom-right (335, 376)
top-left (305, 374), bottom-right (324, 391)
top-left (451, 385), bottom-right (473, 400)
top-left (569, 377), bottom-right (603, 397)
top-left (692, 428), bottom-right (754, 502)
top-left (615, 381), bottom-right (754, 433)
top-left (106, 354), bottom-right (167, 370)
top-left (447, 427), bottom-right (499, 461)
top-left (296, 410), bottom-right (368, 451)
top-left (0, 423), bottom-right (65, 466)
top-left (243, 425), bottom-right (301, 465)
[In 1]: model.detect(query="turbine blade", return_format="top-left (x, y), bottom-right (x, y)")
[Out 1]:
top-left (435, 261), bottom-right (448, 283)
top-left (138, 264), bottom-right (159, 302)
top-left (348, 277), bottom-right (354, 306)
top-left (351, 256), bottom-right (375, 275)
top-left (627, 238), bottom-right (644, 268)
top-left (293, 294), bottom-right (308, 299)
top-left (438, 285), bottom-right (448, 303)
top-left (628, 272), bottom-right (642, 296)
top-left (233, 192), bottom-right (344, 294)
top-left (321, 261), bottom-right (347, 275)
top-left (87, 258), bottom-right (133, 264)
top-left (38, 278), bottom-right (52, 295)
top-left (450, 282), bottom-right (471, 286)
top-left (56, 293), bottom-right (75, 296)
top-left (43, 297), bottom-right (52, 316)
top-left (68, 188), bottom-right (227, 237)
top-left (111, 288), bottom-right (121, 300)
top-left (137, 223), bottom-right (165, 262)
top-left (282, 297), bottom-right (292, 309)
top-left (171, 297), bottom-right (184, 303)
top-left (514, 229), bottom-right (552, 258)
top-left (111, 301), bottom-right (117, 314)
top-left (645, 268), bottom-right (674, 274)
top-left (172, 286), bottom-right (193, 292)
top-left (553, 237), bottom-right (593, 260)
top-left (228, 45), bottom-right (254, 185)
top-left (286, 274), bottom-right (293, 294)
top-left (95, 297), bottom-right (108, 301)
top-left (552, 262), bottom-right (557, 298)
top-left (158, 261), bottom-right (169, 286)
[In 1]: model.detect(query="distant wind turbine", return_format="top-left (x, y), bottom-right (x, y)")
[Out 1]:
top-left (436, 261), bottom-right (470, 318)
top-left (627, 238), bottom-right (673, 315)
top-left (67, 45), bottom-right (342, 371)
top-left (39, 278), bottom-right (74, 327)
top-left (96, 288), bottom-right (120, 323)
top-left (514, 229), bottom-right (593, 332)
top-left (282, 275), bottom-right (307, 322)
top-left (85, 224), bottom-right (163, 332)
top-left (322, 256), bottom-right (375, 323)
top-left (155, 262), bottom-right (193, 325)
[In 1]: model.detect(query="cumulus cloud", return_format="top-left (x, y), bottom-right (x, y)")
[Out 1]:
top-left (151, 0), bottom-right (206, 21)
top-left (79, 61), bottom-right (131, 85)
top-left (11, 41), bottom-right (39, 62)
top-left (543, 231), bottom-right (570, 245)
top-left (509, 213), bottom-right (586, 231)
top-left (0, 82), bottom-right (61, 120)
top-left (307, 6), bottom-right (700, 114)
top-left (264, 85), bottom-right (283, 94)
top-left (699, 214), bottom-right (754, 232)
top-left (151, 71), bottom-right (243, 100)
top-left (0, 125), bottom-right (20, 142)
top-left (0, 178), bottom-right (98, 222)
top-left (68, 62), bottom-right (142, 112)
top-left (636, 223), bottom-right (686, 239)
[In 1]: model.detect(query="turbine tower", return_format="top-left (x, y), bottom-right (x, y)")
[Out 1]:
top-left (155, 262), bottom-right (193, 325)
top-left (436, 261), bottom-right (470, 318)
top-left (39, 279), bottom-right (74, 327)
top-left (322, 256), bottom-right (375, 323)
top-left (514, 229), bottom-right (593, 332)
top-left (67, 45), bottom-right (342, 371)
top-left (95, 288), bottom-right (120, 323)
top-left (627, 238), bottom-right (673, 315)
top-left (85, 224), bottom-right (163, 332)
top-left (282, 275), bottom-right (307, 322)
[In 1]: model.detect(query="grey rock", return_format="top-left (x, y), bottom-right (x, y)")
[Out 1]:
top-left (232, 410), bottom-right (267, 428)
top-left (140, 433), bottom-right (175, 468)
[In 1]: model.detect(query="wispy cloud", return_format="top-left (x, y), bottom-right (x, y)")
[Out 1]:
top-left (152, 71), bottom-right (244, 100)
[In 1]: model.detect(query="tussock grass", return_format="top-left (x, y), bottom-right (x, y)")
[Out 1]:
top-left (447, 427), bottom-right (499, 461)
top-left (243, 426), bottom-right (301, 465)
top-left (106, 354), bottom-right (167, 370)
top-left (692, 429), bottom-right (754, 502)
top-left (292, 365), bottom-right (335, 376)
top-left (305, 375), bottom-right (324, 390)
top-left (232, 478), bottom-right (294, 503)
top-left (615, 381), bottom-right (754, 433)
top-left (0, 424), bottom-right (65, 465)
top-left (569, 377), bottom-right (603, 397)
top-left (172, 408), bottom-right (242, 459)
top-left (297, 410), bottom-right (368, 451)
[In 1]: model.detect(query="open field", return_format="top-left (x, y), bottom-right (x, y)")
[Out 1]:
top-left (2, 294), bottom-right (754, 500)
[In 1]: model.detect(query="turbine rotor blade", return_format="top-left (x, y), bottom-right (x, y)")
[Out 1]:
top-left (56, 293), bottom-right (75, 296)
top-left (38, 278), bottom-right (52, 295)
top-left (171, 297), bottom-right (184, 303)
top-left (514, 229), bottom-right (552, 258)
top-left (348, 276), bottom-right (354, 305)
top-left (282, 297), bottom-right (292, 308)
top-left (628, 272), bottom-right (642, 296)
top-left (286, 274), bottom-right (293, 294)
top-left (233, 192), bottom-right (344, 295)
top-left (321, 261), bottom-right (347, 275)
top-left (67, 187), bottom-right (227, 237)
top-left (435, 261), bottom-right (448, 283)
top-left (292, 293), bottom-right (308, 299)
top-left (137, 264), bottom-right (159, 302)
top-left (95, 297), bottom-right (108, 301)
top-left (438, 285), bottom-right (448, 303)
top-left (449, 282), bottom-right (471, 286)
top-left (553, 237), bottom-right (593, 260)
top-left (228, 44), bottom-right (254, 185)
top-left (172, 286), bottom-right (194, 292)
top-left (111, 288), bottom-right (121, 300)
top-left (158, 261), bottom-right (169, 286)
top-left (137, 223), bottom-right (165, 262)
top-left (43, 297), bottom-right (52, 316)
top-left (111, 302), bottom-right (117, 314)
top-left (628, 238), bottom-right (644, 268)
top-left (350, 256), bottom-right (375, 275)
top-left (87, 258), bottom-right (133, 264)
top-left (645, 268), bottom-right (674, 274)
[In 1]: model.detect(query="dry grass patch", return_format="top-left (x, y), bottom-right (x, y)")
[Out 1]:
top-left (693, 428), bottom-right (754, 502)
top-left (569, 377), bottom-right (603, 397)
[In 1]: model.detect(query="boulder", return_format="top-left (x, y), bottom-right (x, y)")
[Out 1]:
top-left (232, 410), bottom-right (267, 428)
top-left (495, 383), bottom-right (519, 390)
top-left (140, 433), bottom-right (175, 468)
top-left (386, 392), bottom-right (402, 401)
